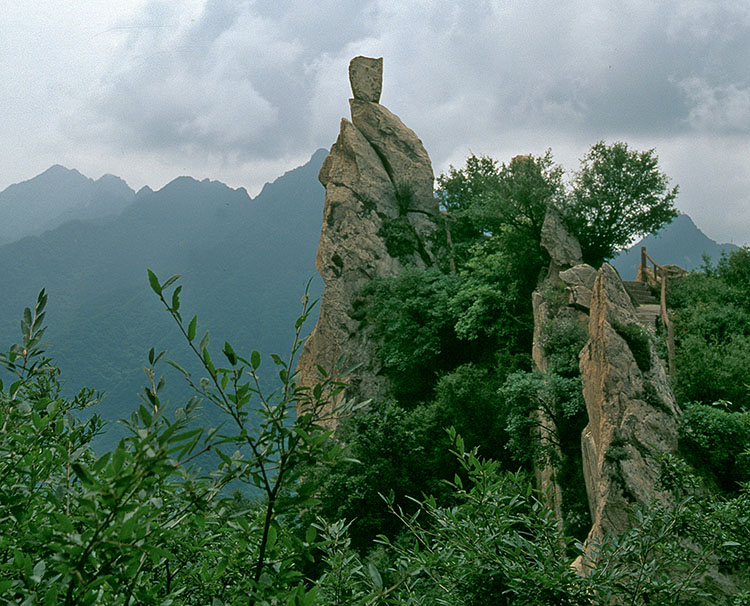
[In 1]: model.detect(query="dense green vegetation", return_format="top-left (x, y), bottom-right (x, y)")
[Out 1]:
top-left (1, 142), bottom-right (749, 603)
top-left (668, 248), bottom-right (750, 491)
top-left (322, 142), bottom-right (681, 544)
top-left (2, 278), bottom-right (749, 604)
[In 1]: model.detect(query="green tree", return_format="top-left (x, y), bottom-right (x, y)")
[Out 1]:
top-left (668, 250), bottom-right (750, 409)
top-left (563, 141), bottom-right (679, 266)
top-left (437, 151), bottom-right (564, 265)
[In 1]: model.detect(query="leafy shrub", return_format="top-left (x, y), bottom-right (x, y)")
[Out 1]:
top-left (309, 400), bottom-right (454, 552)
top-left (541, 312), bottom-right (588, 378)
top-left (353, 268), bottom-right (464, 404)
top-left (679, 402), bottom-right (750, 491)
top-left (0, 279), bottom-right (347, 605)
top-left (612, 320), bottom-right (652, 373)
top-left (667, 252), bottom-right (750, 409)
top-left (1, 283), bottom-right (749, 603)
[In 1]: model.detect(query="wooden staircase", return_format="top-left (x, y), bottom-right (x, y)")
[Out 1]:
top-left (623, 281), bottom-right (661, 327)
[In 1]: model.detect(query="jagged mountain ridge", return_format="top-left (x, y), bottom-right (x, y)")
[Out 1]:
top-left (0, 150), bottom-right (327, 450)
top-left (611, 213), bottom-right (739, 279)
top-left (0, 165), bottom-right (135, 245)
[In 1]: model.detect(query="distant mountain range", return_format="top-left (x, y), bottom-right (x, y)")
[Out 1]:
top-left (1, 154), bottom-right (743, 452)
top-left (611, 214), bottom-right (740, 280)
top-left (0, 165), bottom-right (135, 245)
top-left (0, 150), bottom-right (327, 451)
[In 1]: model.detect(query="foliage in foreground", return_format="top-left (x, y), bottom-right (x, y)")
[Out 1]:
top-left (1, 283), bottom-right (749, 604)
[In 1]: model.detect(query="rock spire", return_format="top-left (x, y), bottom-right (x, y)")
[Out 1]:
top-left (297, 56), bottom-right (445, 423)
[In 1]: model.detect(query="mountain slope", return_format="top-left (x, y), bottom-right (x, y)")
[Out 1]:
top-left (0, 165), bottom-right (135, 244)
top-left (0, 150), bottom-right (327, 449)
top-left (611, 213), bottom-right (739, 279)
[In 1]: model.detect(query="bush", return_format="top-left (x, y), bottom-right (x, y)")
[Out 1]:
top-left (668, 254), bottom-right (750, 408)
top-left (0, 279), bottom-right (347, 605)
top-left (612, 320), bottom-right (652, 373)
top-left (679, 402), bottom-right (750, 491)
top-left (541, 312), bottom-right (588, 378)
top-left (310, 400), bottom-right (454, 553)
top-left (2, 285), bottom-right (749, 603)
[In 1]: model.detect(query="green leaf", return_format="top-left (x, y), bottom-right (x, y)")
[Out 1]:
top-left (112, 447), bottom-right (125, 474)
top-left (368, 562), bottom-right (383, 589)
top-left (199, 331), bottom-right (210, 354)
top-left (188, 315), bottom-right (198, 342)
top-left (32, 311), bottom-right (45, 332)
top-left (31, 560), bottom-right (46, 583)
top-left (71, 463), bottom-right (96, 487)
top-left (92, 452), bottom-right (111, 472)
top-left (147, 269), bottom-right (161, 294)
top-left (223, 342), bottom-right (237, 366)
top-left (36, 290), bottom-right (48, 313)
top-left (171, 284), bottom-right (182, 312)
top-left (251, 350), bottom-right (261, 370)
top-left (305, 526), bottom-right (317, 544)
top-left (44, 587), bottom-right (58, 606)
top-left (139, 404), bottom-right (153, 427)
top-left (161, 273), bottom-right (181, 290)
top-left (266, 525), bottom-right (277, 551)
top-left (167, 360), bottom-right (188, 376)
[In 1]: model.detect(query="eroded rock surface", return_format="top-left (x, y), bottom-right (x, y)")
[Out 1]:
top-left (297, 57), bottom-right (445, 423)
top-left (576, 263), bottom-right (680, 570)
top-left (349, 56), bottom-right (383, 103)
top-left (531, 207), bottom-right (589, 530)
top-left (541, 206), bottom-right (582, 271)
top-left (534, 207), bottom-right (681, 564)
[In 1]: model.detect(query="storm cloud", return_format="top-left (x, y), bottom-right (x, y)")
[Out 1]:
top-left (3, 0), bottom-right (749, 243)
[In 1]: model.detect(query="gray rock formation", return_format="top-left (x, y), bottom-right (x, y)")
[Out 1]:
top-left (349, 56), bottom-right (383, 103)
top-left (533, 206), bottom-right (681, 560)
top-left (541, 206), bottom-right (583, 271)
top-left (576, 263), bottom-right (680, 569)
top-left (297, 56), bottom-right (445, 423)
top-left (531, 207), bottom-right (589, 530)
top-left (559, 263), bottom-right (597, 311)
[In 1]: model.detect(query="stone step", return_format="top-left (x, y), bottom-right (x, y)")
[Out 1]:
top-left (635, 304), bottom-right (661, 328)
top-left (623, 281), bottom-right (658, 305)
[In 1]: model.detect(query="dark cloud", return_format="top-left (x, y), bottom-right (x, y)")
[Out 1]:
top-left (4, 0), bottom-right (749, 242)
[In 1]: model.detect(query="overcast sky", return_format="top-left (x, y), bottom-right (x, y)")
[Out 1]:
top-left (2, 0), bottom-right (749, 244)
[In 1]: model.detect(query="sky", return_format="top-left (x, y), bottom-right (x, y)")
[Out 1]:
top-left (2, 0), bottom-right (749, 245)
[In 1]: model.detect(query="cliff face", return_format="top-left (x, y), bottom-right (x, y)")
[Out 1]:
top-left (533, 207), bottom-right (681, 570)
top-left (297, 56), bottom-right (445, 421)
top-left (576, 263), bottom-right (680, 568)
top-left (532, 208), bottom-right (593, 530)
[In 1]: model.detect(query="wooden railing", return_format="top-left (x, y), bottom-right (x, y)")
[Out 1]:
top-left (638, 246), bottom-right (675, 376)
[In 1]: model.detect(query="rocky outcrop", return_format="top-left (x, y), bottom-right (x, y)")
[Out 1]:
top-left (297, 56), bottom-right (445, 423)
top-left (349, 56), bottom-right (383, 103)
top-left (531, 206), bottom-right (588, 531)
top-left (533, 206), bottom-right (681, 562)
top-left (575, 263), bottom-right (680, 569)
top-left (541, 206), bottom-right (583, 272)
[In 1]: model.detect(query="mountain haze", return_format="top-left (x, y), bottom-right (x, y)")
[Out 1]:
top-left (0, 150), bottom-right (327, 449)
top-left (611, 213), bottom-right (740, 279)
top-left (0, 165), bottom-right (135, 245)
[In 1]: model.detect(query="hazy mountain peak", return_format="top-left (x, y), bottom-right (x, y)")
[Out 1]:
top-left (611, 213), bottom-right (740, 279)
top-left (0, 165), bottom-right (135, 245)
top-left (254, 149), bottom-right (327, 202)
